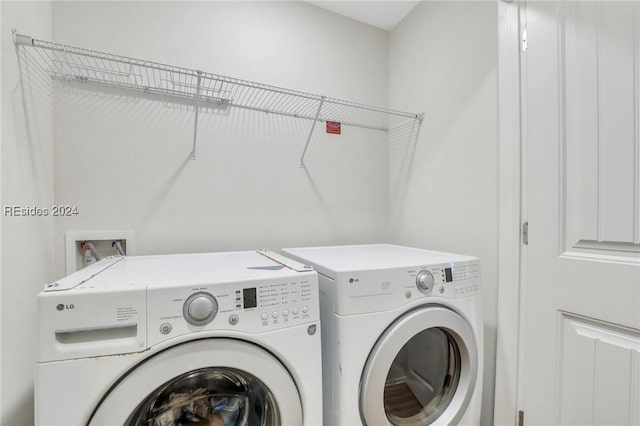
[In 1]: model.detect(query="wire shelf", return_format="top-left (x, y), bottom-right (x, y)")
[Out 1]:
top-left (13, 31), bottom-right (423, 165)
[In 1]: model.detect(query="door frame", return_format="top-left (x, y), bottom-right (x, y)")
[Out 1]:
top-left (496, 1), bottom-right (640, 423)
top-left (494, 0), bottom-right (524, 425)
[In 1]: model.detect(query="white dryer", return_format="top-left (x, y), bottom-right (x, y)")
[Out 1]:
top-left (35, 250), bottom-right (322, 426)
top-left (282, 244), bottom-right (483, 426)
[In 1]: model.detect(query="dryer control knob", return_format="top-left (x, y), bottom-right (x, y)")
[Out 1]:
top-left (183, 292), bottom-right (218, 326)
top-left (416, 270), bottom-right (435, 294)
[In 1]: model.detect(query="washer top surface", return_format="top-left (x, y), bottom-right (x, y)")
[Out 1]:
top-left (283, 244), bottom-right (477, 278)
top-left (48, 250), bottom-right (312, 291)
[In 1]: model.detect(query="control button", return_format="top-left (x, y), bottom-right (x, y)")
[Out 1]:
top-left (302, 305), bottom-right (309, 314)
top-left (282, 309), bottom-right (290, 317)
top-left (405, 290), bottom-right (412, 299)
top-left (183, 292), bottom-right (218, 326)
top-left (272, 311), bottom-right (279, 318)
top-left (261, 313), bottom-right (269, 321)
top-left (228, 314), bottom-right (239, 325)
top-left (160, 323), bottom-right (172, 335)
top-left (292, 307), bottom-right (300, 315)
top-left (439, 286), bottom-right (445, 294)
top-left (416, 270), bottom-right (435, 294)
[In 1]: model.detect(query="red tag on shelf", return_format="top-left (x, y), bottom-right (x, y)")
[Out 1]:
top-left (326, 121), bottom-right (341, 135)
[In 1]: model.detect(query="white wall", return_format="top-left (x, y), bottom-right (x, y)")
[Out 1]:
top-left (0, 3), bottom-right (389, 423)
top-left (1, 2), bottom-right (500, 424)
top-left (51, 1), bottom-right (390, 278)
top-left (389, 2), bottom-right (499, 425)
top-left (1, 2), bottom-right (54, 425)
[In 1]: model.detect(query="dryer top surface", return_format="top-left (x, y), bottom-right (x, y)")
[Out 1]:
top-left (282, 244), bottom-right (477, 278)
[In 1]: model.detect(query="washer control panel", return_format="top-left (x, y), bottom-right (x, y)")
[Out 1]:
top-left (147, 273), bottom-right (319, 346)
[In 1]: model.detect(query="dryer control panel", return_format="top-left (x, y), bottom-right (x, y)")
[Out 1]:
top-left (406, 261), bottom-right (481, 300)
top-left (332, 260), bottom-right (480, 316)
top-left (147, 273), bottom-right (319, 346)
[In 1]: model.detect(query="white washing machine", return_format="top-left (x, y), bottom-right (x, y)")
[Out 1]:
top-left (35, 250), bottom-right (322, 426)
top-left (282, 244), bottom-right (483, 426)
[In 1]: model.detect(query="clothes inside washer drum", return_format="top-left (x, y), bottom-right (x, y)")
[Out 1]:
top-left (148, 392), bottom-right (247, 426)
top-left (126, 367), bottom-right (279, 426)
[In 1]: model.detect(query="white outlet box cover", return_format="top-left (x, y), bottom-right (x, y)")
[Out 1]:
top-left (65, 230), bottom-right (135, 274)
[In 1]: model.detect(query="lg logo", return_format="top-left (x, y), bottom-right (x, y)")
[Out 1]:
top-left (56, 303), bottom-right (75, 311)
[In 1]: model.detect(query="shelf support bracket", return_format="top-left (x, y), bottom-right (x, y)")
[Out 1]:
top-left (12, 29), bottom-right (33, 47)
top-left (300, 96), bottom-right (325, 168)
top-left (191, 71), bottom-right (202, 160)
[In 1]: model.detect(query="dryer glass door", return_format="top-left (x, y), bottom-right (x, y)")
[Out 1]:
top-left (360, 306), bottom-right (478, 426)
top-left (384, 328), bottom-right (460, 425)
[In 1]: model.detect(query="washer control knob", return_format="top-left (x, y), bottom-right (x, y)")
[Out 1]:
top-left (183, 292), bottom-right (218, 326)
top-left (416, 270), bottom-right (435, 294)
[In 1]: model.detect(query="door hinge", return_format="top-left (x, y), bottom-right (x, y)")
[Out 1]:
top-left (518, 410), bottom-right (525, 426)
top-left (521, 28), bottom-right (528, 52)
top-left (522, 222), bottom-right (529, 245)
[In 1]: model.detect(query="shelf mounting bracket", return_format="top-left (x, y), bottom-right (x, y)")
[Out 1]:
top-left (191, 71), bottom-right (202, 160)
top-left (299, 96), bottom-right (325, 168)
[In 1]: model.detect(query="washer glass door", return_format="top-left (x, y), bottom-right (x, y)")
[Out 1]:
top-left (360, 306), bottom-right (477, 426)
top-left (127, 367), bottom-right (279, 425)
top-left (89, 339), bottom-right (302, 426)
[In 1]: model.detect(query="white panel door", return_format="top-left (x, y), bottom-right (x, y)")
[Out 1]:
top-left (521, 1), bottom-right (640, 425)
